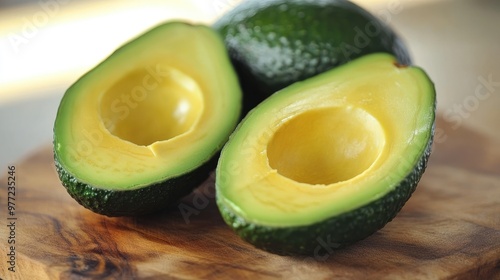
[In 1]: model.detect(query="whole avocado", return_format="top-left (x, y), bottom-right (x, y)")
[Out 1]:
top-left (214, 0), bottom-right (411, 112)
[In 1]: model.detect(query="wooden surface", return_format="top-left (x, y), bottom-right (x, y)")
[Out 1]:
top-left (1, 117), bottom-right (499, 280)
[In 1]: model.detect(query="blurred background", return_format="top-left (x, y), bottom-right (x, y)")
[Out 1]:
top-left (0, 0), bottom-right (499, 169)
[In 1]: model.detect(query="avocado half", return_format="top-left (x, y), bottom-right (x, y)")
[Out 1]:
top-left (53, 22), bottom-right (242, 216)
top-left (214, 0), bottom-right (411, 112)
top-left (216, 54), bottom-right (435, 255)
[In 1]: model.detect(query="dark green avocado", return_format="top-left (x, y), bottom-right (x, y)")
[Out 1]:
top-left (214, 0), bottom-right (411, 112)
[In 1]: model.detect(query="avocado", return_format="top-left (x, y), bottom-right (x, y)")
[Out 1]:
top-left (53, 22), bottom-right (242, 216)
top-left (215, 54), bottom-right (435, 255)
top-left (214, 0), bottom-right (411, 112)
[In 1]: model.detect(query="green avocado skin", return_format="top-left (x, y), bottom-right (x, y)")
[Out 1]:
top-left (217, 136), bottom-right (433, 256)
top-left (54, 149), bottom-right (218, 217)
top-left (214, 0), bottom-right (411, 112)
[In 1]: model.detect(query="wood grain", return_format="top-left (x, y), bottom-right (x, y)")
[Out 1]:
top-left (1, 117), bottom-right (499, 280)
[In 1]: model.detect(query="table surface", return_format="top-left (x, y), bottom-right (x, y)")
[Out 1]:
top-left (0, 116), bottom-right (499, 279)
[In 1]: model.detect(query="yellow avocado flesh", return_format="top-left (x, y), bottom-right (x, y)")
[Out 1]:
top-left (268, 106), bottom-right (385, 185)
top-left (54, 23), bottom-right (241, 190)
top-left (216, 54), bottom-right (435, 227)
top-left (99, 67), bottom-right (204, 146)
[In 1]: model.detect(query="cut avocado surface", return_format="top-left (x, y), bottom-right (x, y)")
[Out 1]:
top-left (53, 22), bottom-right (242, 216)
top-left (214, 0), bottom-right (411, 112)
top-left (216, 54), bottom-right (435, 255)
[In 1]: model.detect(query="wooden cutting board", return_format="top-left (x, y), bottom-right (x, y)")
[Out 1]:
top-left (1, 117), bottom-right (499, 280)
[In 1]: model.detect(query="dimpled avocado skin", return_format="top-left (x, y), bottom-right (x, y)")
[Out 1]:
top-left (54, 150), bottom-right (217, 217)
top-left (214, 0), bottom-right (411, 111)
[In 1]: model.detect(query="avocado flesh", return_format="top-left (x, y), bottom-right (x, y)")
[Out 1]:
top-left (214, 0), bottom-right (411, 112)
top-left (216, 53), bottom-right (435, 255)
top-left (53, 22), bottom-right (242, 216)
